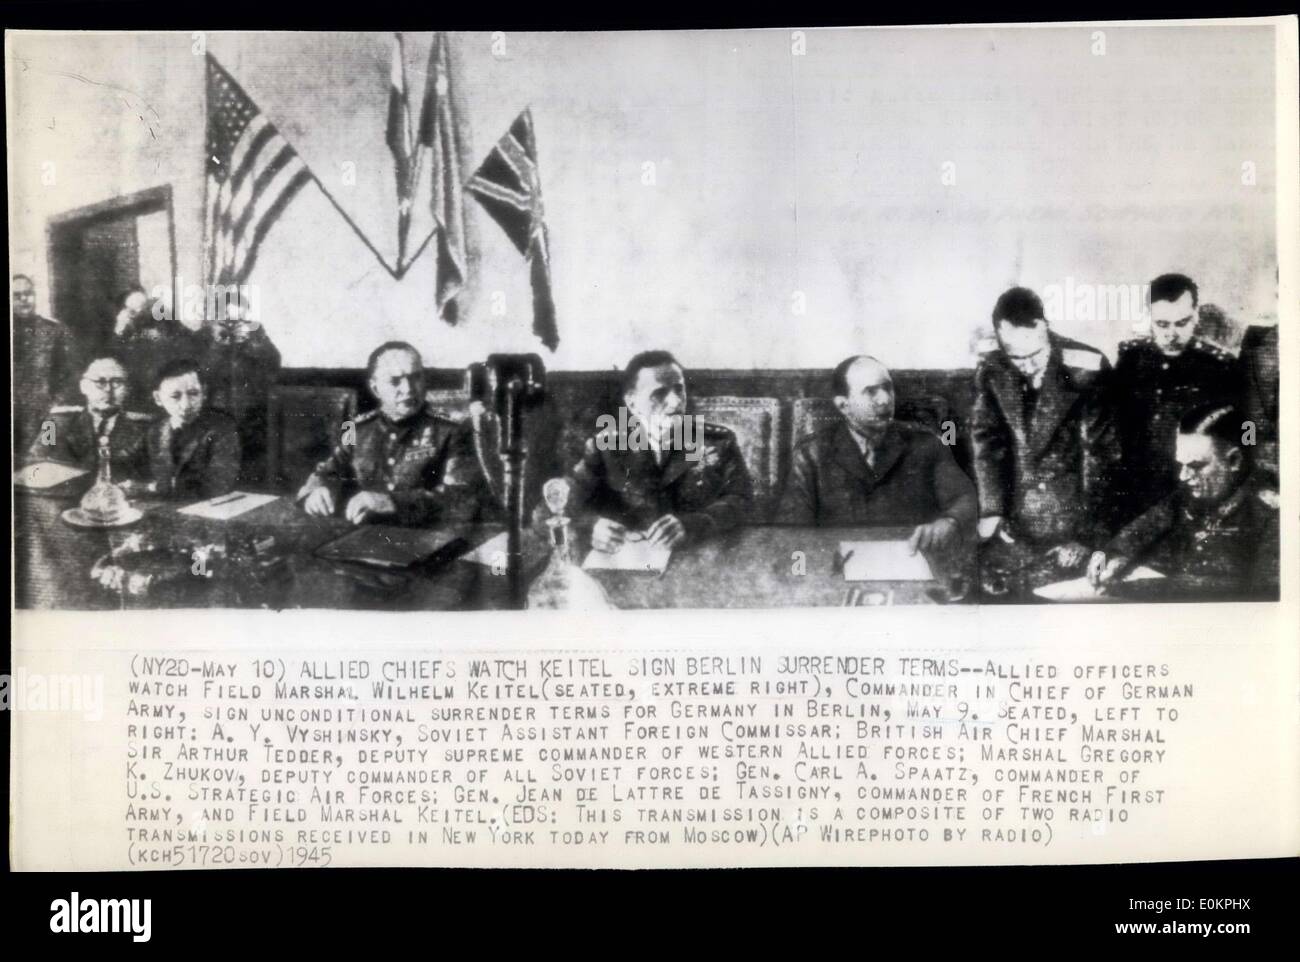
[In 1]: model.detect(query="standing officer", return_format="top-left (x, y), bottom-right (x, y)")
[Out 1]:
top-left (1112, 273), bottom-right (1243, 519)
top-left (569, 350), bottom-right (754, 551)
top-left (971, 287), bottom-right (1120, 565)
top-left (1088, 403), bottom-right (1278, 600)
top-left (298, 342), bottom-right (488, 525)
top-left (25, 354), bottom-right (150, 480)
top-left (13, 274), bottom-right (82, 459)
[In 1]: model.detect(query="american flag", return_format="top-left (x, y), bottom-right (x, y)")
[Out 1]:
top-left (466, 109), bottom-right (557, 350)
top-left (204, 55), bottom-right (312, 288)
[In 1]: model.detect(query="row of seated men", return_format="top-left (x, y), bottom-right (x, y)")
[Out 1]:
top-left (21, 274), bottom-right (1279, 599)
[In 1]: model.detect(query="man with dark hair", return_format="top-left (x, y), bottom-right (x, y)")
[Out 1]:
top-left (567, 350), bottom-right (753, 550)
top-left (24, 353), bottom-right (150, 480)
top-left (1087, 403), bottom-right (1278, 600)
top-left (780, 355), bottom-right (976, 555)
top-left (971, 286), bottom-right (1119, 566)
top-left (298, 342), bottom-right (489, 525)
top-left (140, 358), bottom-right (242, 500)
top-left (13, 273), bottom-right (83, 459)
top-left (1112, 272), bottom-right (1243, 518)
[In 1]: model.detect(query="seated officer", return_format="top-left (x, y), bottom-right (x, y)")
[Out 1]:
top-left (298, 341), bottom-right (487, 525)
top-left (780, 355), bottom-right (976, 555)
top-left (971, 287), bottom-right (1119, 567)
top-left (1087, 403), bottom-right (1278, 600)
top-left (141, 358), bottom-right (241, 501)
top-left (569, 350), bottom-right (753, 551)
top-left (25, 354), bottom-right (150, 480)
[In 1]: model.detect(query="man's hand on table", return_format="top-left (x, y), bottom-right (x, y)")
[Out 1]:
top-left (1086, 550), bottom-right (1129, 592)
top-left (908, 517), bottom-right (959, 555)
top-left (591, 517), bottom-right (629, 553)
top-left (645, 514), bottom-right (686, 549)
top-left (302, 487), bottom-right (336, 518)
top-left (344, 491), bottom-right (397, 524)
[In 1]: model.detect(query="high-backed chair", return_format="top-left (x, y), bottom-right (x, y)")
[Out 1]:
top-left (692, 395), bottom-right (784, 516)
top-left (265, 385), bottom-right (357, 494)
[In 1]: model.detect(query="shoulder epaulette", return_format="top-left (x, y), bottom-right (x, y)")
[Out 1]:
top-left (354, 409), bottom-right (381, 424)
top-left (48, 404), bottom-right (84, 414)
top-left (1192, 337), bottom-right (1236, 361)
top-left (701, 421), bottom-right (736, 439)
top-left (1062, 347), bottom-right (1104, 371)
top-left (1117, 337), bottom-right (1150, 354)
top-left (1256, 487), bottom-right (1280, 511)
top-left (123, 411), bottom-right (154, 421)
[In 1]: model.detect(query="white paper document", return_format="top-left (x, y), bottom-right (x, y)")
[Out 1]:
top-left (460, 531), bottom-right (508, 566)
top-left (13, 461), bottom-right (88, 489)
top-left (840, 540), bottom-right (934, 581)
top-left (583, 537), bottom-right (672, 574)
top-left (176, 492), bottom-right (280, 520)
top-left (1032, 566), bottom-right (1166, 602)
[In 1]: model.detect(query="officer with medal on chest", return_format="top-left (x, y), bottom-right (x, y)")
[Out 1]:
top-left (568, 350), bottom-right (754, 552)
top-left (298, 341), bottom-right (489, 526)
top-left (1112, 273), bottom-right (1244, 519)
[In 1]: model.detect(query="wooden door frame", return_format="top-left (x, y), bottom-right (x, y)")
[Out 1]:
top-left (45, 184), bottom-right (177, 329)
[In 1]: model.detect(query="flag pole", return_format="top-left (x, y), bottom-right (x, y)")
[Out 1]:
top-left (307, 173), bottom-right (403, 279)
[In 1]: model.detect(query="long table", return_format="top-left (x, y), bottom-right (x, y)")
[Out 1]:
top-left (14, 481), bottom-right (971, 611)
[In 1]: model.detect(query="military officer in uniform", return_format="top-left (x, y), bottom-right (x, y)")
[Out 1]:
top-left (13, 274), bottom-right (83, 459)
top-left (971, 287), bottom-right (1120, 566)
top-left (780, 355), bottom-right (976, 556)
top-left (298, 342), bottom-right (488, 526)
top-left (25, 354), bottom-right (150, 481)
top-left (142, 358), bottom-right (242, 501)
top-left (569, 350), bottom-right (754, 551)
top-left (1088, 403), bottom-right (1278, 601)
top-left (1112, 273), bottom-right (1243, 519)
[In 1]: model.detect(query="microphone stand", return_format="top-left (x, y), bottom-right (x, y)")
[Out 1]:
top-left (498, 378), bottom-right (528, 610)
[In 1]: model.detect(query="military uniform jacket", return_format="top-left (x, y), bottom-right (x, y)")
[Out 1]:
top-left (971, 333), bottom-right (1119, 546)
top-left (13, 314), bottom-right (81, 456)
top-left (568, 421), bottom-right (754, 540)
top-left (779, 419), bottom-right (977, 530)
top-left (1112, 335), bottom-right (1244, 514)
top-left (298, 405), bottom-right (488, 526)
top-left (25, 405), bottom-right (151, 482)
top-left (1106, 475), bottom-right (1279, 601)
top-left (145, 409), bottom-right (242, 501)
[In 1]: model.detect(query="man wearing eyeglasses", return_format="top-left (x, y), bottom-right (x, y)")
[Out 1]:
top-left (971, 287), bottom-right (1121, 570)
top-left (25, 354), bottom-right (151, 480)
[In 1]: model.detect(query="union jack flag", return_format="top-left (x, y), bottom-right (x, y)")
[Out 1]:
top-left (466, 109), bottom-right (558, 350)
top-left (203, 54), bottom-right (312, 288)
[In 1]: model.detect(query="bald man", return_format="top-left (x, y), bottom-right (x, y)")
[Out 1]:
top-left (779, 355), bottom-right (977, 553)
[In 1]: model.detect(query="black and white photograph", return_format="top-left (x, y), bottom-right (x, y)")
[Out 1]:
top-left (6, 14), bottom-right (1297, 923)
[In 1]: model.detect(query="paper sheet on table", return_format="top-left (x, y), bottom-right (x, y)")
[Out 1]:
top-left (1032, 566), bottom-right (1165, 602)
top-left (460, 532), bottom-right (508, 566)
top-left (840, 540), bottom-right (934, 581)
top-left (177, 492), bottom-right (280, 520)
top-left (583, 538), bottom-right (672, 574)
top-left (13, 461), bottom-right (88, 489)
